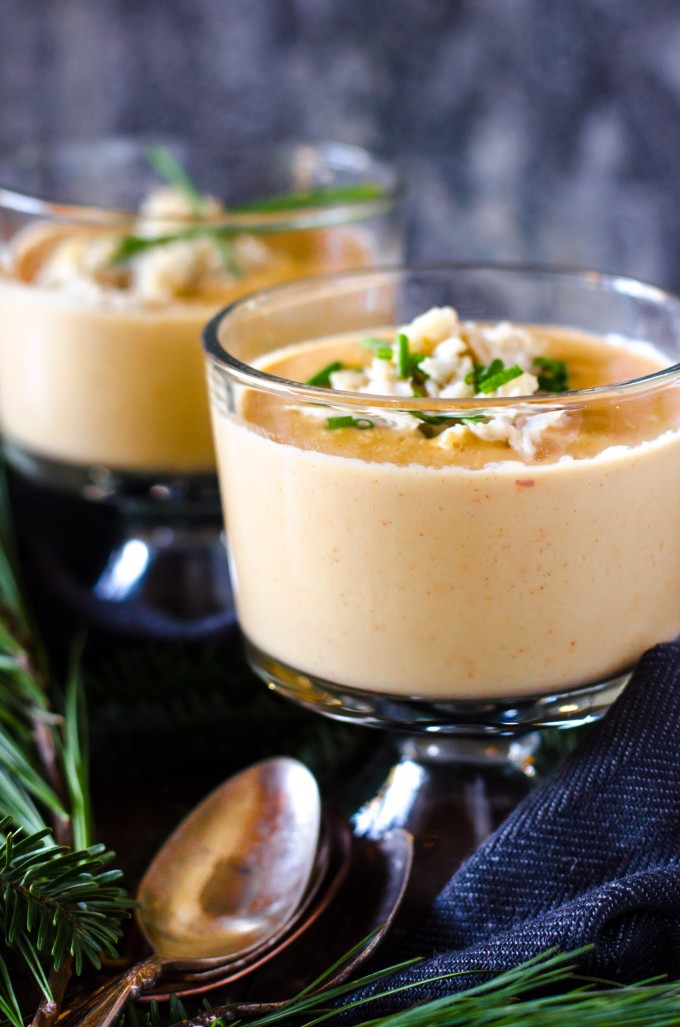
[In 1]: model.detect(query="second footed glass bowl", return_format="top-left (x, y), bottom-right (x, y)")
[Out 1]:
top-left (0, 138), bottom-right (402, 622)
top-left (203, 265), bottom-right (680, 734)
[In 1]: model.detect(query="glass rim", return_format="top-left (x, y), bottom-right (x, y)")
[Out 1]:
top-left (0, 137), bottom-right (404, 230)
top-left (202, 261), bottom-right (680, 411)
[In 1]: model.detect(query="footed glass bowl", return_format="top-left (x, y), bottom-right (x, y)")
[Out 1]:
top-left (0, 139), bottom-right (402, 627)
top-left (204, 264), bottom-right (680, 733)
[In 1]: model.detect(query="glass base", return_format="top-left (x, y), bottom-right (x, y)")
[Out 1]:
top-left (7, 452), bottom-right (236, 639)
top-left (346, 736), bottom-right (539, 922)
top-left (92, 520), bottom-right (233, 621)
top-left (246, 639), bottom-right (628, 735)
top-left (4, 441), bottom-right (220, 513)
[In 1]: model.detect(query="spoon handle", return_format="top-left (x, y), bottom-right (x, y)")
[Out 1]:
top-left (68, 956), bottom-right (165, 1027)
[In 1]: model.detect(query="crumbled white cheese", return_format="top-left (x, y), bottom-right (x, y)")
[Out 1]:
top-left (494, 371), bottom-right (539, 397)
top-left (509, 411), bottom-right (569, 460)
top-left (398, 306), bottom-right (459, 354)
top-left (420, 337), bottom-right (472, 390)
top-left (30, 185), bottom-right (275, 305)
top-left (467, 417), bottom-right (514, 444)
top-left (138, 185), bottom-right (222, 232)
top-left (36, 233), bottom-right (128, 299)
top-left (130, 236), bottom-right (229, 303)
top-left (465, 320), bottom-right (540, 372)
top-left (329, 369), bottom-right (367, 392)
top-left (434, 423), bottom-right (468, 451)
top-left (363, 357), bottom-right (416, 398)
top-left (437, 379), bottom-right (476, 399)
top-left (325, 306), bottom-right (543, 406)
top-left (302, 305), bottom-right (572, 462)
top-left (436, 409), bottom-right (569, 460)
top-left (233, 234), bottom-right (271, 267)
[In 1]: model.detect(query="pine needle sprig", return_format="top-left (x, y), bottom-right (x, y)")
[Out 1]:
top-left (165, 946), bottom-right (680, 1027)
top-left (0, 953), bottom-right (25, 1027)
top-left (0, 818), bottom-right (130, 976)
top-left (60, 640), bottom-right (92, 853)
top-left (0, 472), bottom-right (132, 1027)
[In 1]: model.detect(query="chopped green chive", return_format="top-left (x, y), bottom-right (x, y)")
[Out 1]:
top-left (467, 359), bottom-right (524, 394)
top-left (230, 182), bottom-right (386, 214)
top-left (306, 361), bottom-right (345, 387)
top-left (478, 364), bottom-right (523, 394)
top-left (363, 337), bottom-right (394, 360)
top-left (326, 415), bottom-right (375, 430)
top-left (108, 225), bottom-right (241, 271)
top-left (410, 411), bottom-right (485, 426)
top-left (394, 333), bottom-right (429, 386)
top-left (466, 359), bottom-right (500, 390)
top-left (109, 150), bottom-right (386, 269)
top-left (146, 146), bottom-right (386, 215)
top-left (533, 355), bottom-right (569, 392)
top-left (396, 333), bottom-right (410, 378)
top-left (145, 145), bottom-right (205, 214)
top-left (213, 234), bottom-right (242, 278)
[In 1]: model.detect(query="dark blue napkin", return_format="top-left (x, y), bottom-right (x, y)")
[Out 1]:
top-left (350, 643), bottom-right (680, 1016)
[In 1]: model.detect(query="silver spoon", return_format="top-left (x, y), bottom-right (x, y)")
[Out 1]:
top-left (71, 757), bottom-right (321, 1027)
top-left (145, 806), bottom-right (354, 998)
top-left (174, 828), bottom-right (414, 1027)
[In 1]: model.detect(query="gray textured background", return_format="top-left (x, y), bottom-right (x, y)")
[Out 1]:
top-left (2, 1), bottom-right (680, 289)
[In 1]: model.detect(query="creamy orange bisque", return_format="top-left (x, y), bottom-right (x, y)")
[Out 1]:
top-left (0, 186), bottom-right (373, 475)
top-left (212, 306), bottom-right (680, 700)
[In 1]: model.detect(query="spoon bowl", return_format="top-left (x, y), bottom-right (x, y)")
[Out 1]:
top-left (67, 758), bottom-right (321, 1027)
top-left (179, 827), bottom-right (414, 1024)
top-left (144, 806), bottom-right (354, 998)
top-left (137, 756), bottom-right (321, 961)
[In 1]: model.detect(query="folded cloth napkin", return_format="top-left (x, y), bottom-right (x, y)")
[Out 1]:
top-left (347, 643), bottom-right (680, 1017)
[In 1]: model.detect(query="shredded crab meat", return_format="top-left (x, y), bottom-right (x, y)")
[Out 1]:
top-left (305, 305), bottom-right (570, 461)
top-left (137, 185), bottom-right (222, 228)
top-left (28, 185), bottom-right (275, 305)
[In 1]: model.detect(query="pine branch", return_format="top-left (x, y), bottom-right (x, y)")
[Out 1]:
top-left (0, 820), bottom-right (129, 976)
top-left (0, 951), bottom-right (25, 1027)
top-left (60, 638), bottom-right (92, 853)
top-left (170, 947), bottom-right (680, 1027)
top-left (0, 471), bottom-right (131, 1027)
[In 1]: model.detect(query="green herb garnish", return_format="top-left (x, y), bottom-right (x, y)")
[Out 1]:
top-left (410, 411), bottom-right (485, 426)
top-left (534, 355), bottom-right (570, 392)
top-left (395, 333), bottom-right (429, 391)
top-left (327, 415), bottom-right (375, 430)
top-left (107, 225), bottom-right (242, 272)
top-left (410, 410), bottom-right (485, 438)
top-left (467, 359), bottom-right (524, 394)
top-left (110, 145), bottom-right (387, 269)
top-left (230, 181), bottom-right (386, 214)
top-left (145, 145), bottom-right (205, 214)
top-left (213, 233), bottom-right (242, 278)
top-left (479, 363), bottom-right (523, 393)
top-left (306, 362), bottom-right (345, 388)
top-left (363, 336), bottom-right (394, 360)
top-left (396, 332), bottom-right (411, 378)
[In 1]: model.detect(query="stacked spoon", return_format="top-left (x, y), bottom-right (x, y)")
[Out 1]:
top-left (63, 758), bottom-right (413, 1027)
